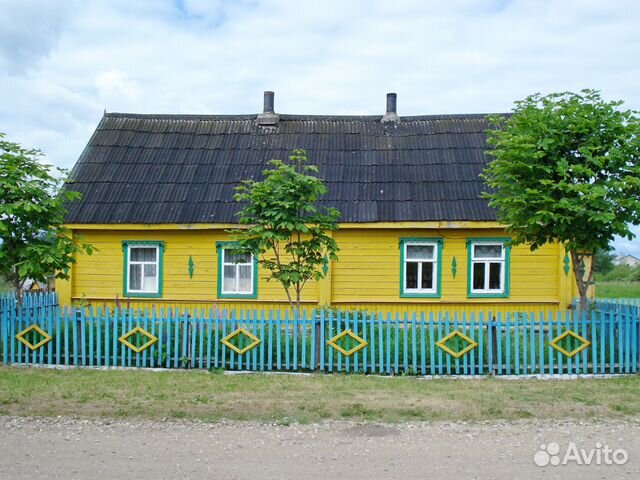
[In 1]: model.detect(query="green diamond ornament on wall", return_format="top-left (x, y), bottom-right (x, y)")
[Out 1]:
top-left (451, 256), bottom-right (457, 279)
top-left (188, 256), bottom-right (195, 279)
top-left (579, 259), bottom-right (586, 279)
top-left (563, 254), bottom-right (570, 276)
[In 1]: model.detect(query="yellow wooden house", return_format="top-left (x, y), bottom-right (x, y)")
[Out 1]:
top-left (58, 92), bottom-right (583, 314)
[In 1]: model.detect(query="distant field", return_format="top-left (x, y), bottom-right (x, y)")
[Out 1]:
top-left (595, 281), bottom-right (640, 299)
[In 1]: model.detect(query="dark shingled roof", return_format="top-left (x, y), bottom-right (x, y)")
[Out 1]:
top-left (65, 112), bottom-right (500, 224)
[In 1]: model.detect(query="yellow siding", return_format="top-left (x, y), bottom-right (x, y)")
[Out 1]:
top-left (67, 229), bottom-right (316, 306)
top-left (332, 228), bottom-right (561, 302)
top-left (58, 225), bottom-right (577, 315)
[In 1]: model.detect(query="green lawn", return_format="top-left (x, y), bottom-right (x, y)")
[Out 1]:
top-left (595, 281), bottom-right (640, 299)
top-left (1, 367), bottom-right (639, 423)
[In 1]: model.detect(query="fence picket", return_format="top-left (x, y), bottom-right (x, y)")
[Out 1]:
top-left (505, 312), bottom-right (511, 375)
top-left (294, 310), bottom-right (300, 371)
top-left (477, 312), bottom-right (484, 375)
top-left (453, 312), bottom-right (460, 375)
top-left (531, 312), bottom-right (545, 375)
top-left (428, 312), bottom-right (435, 375)
top-left (514, 313), bottom-right (520, 375)
top-left (420, 312), bottom-right (426, 375)
top-left (369, 312), bottom-right (376, 374)
top-left (437, 312), bottom-right (443, 375)
top-left (624, 308), bottom-right (631, 373)
top-left (285, 309), bottom-right (291, 371)
top-left (632, 306), bottom-right (638, 373)
top-left (377, 312), bottom-right (384, 374)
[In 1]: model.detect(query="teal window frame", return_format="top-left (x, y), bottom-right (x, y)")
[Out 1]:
top-left (399, 237), bottom-right (443, 298)
top-left (122, 240), bottom-right (164, 298)
top-left (467, 237), bottom-right (510, 298)
top-left (216, 242), bottom-right (258, 299)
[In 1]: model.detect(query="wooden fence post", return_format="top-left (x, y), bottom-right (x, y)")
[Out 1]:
top-left (76, 308), bottom-right (84, 366)
top-left (314, 315), bottom-right (321, 371)
top-left (491, 321), bottom-right (498, 375)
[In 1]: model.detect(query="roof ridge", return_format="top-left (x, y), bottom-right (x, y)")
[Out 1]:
top-left (103, 112), bottom-right (506, 121)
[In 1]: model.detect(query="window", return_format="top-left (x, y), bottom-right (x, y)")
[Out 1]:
top-left (123, 241), bottom-right (164, 297)
top-left (467, 239), bottom-right (510, 297)
top-left (400, 238), bottom-right (442, 298)
top-left (217, 243), bottom-right (257, 298)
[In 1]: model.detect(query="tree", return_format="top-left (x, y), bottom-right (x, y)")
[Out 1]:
top-left (0, 133), bottom-right (92, 295)
top-left (230, 149), bottom-right (340, 313)
top-left (594, 247), bottom-right (615, 275)
top-left (483, 90), bottom-right (640, 312)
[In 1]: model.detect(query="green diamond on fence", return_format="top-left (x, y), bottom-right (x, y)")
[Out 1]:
top-left (436, 330), bottom-right (478, 358)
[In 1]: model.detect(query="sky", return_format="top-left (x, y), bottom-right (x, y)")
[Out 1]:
top-left (1, 0), bottom-right (639, 255)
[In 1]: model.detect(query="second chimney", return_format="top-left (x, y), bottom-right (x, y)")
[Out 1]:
top-left (263, 91), bottom-right (274, 113)
top-left (381, 92), bottom-right (400, 124)
top-left (257, 90), bottom-right (279, 126)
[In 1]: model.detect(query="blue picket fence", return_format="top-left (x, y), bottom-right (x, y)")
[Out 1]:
top-left (0, 291), bottom-right (58, 314)
top-left (1, 293), bottom-right (639, 375)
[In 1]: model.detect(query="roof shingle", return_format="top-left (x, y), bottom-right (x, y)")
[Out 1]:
top-left (65, 112), bottom-right (499, 224)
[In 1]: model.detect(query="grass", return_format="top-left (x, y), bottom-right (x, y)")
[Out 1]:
top-left (595, 281), bottom-right (640, 298)
top-left (0, 367), bottom-right (639, 423)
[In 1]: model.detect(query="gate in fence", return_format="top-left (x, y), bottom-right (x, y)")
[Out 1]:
top-left (1, 293), bottom-right (639, 375)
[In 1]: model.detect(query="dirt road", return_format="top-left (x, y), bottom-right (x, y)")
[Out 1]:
top-left (1, 416), bottom-right (639, 479)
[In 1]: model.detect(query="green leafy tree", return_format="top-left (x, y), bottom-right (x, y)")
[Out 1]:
top-left (594, 248), bottom-right (615, 275)
top-left (483, 90), bottom-right (640, 312)
top-left (0, 133), bottom-right (92, 296)
top-left (231, 149), bottom-right (340, 312)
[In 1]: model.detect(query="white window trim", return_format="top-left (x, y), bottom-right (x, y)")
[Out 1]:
top-left (470, 243), bottom-right (506, 294)
top-left (127, 245), bottom-right (160, 294)
top-left (221, 247), bottom-right (255, 295)
top-left (403, 241), bottom-right (438, 294)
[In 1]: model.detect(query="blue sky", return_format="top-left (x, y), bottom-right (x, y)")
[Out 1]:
top-left (1, 0), bottom-right (639, 254)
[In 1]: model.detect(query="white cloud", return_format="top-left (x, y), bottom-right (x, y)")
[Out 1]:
top-left (95, 69), bottom-right (142, 104)
top-left (1, 0), bottom-right (640, 250)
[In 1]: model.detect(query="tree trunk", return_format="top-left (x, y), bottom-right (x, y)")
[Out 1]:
top-left (570, 249), bottom-right (595, 319)
top-left (12, 274), bottom-right (23, 308)
top-left (295, 284), bottom-right (302, 319)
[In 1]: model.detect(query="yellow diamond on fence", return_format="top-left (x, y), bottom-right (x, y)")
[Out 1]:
top-left (549, 330), bottom-right (590, 358)
top-left (327, 329), bottom-right (368, 357)
top-left (436, 330), bottom-right (478, 359)
top-left (118, 326), bottom-right (158, 353)
top-left (221, 327), bottom-right (261, 355)
top-left (15, 324), bottom-right (52, 351)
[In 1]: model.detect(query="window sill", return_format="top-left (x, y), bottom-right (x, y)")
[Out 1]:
top-left (218, 293), bottom-right (258, 300)
top-left (467, 292), bottom-right (509, 299)
top-left (124, 292), bottom-right (163, 298)
top-left (400, 292), bottom-right (441, 299)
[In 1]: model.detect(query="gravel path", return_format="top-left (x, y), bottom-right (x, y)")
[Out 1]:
top-left (1, 416), bottom-right (639, 479)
